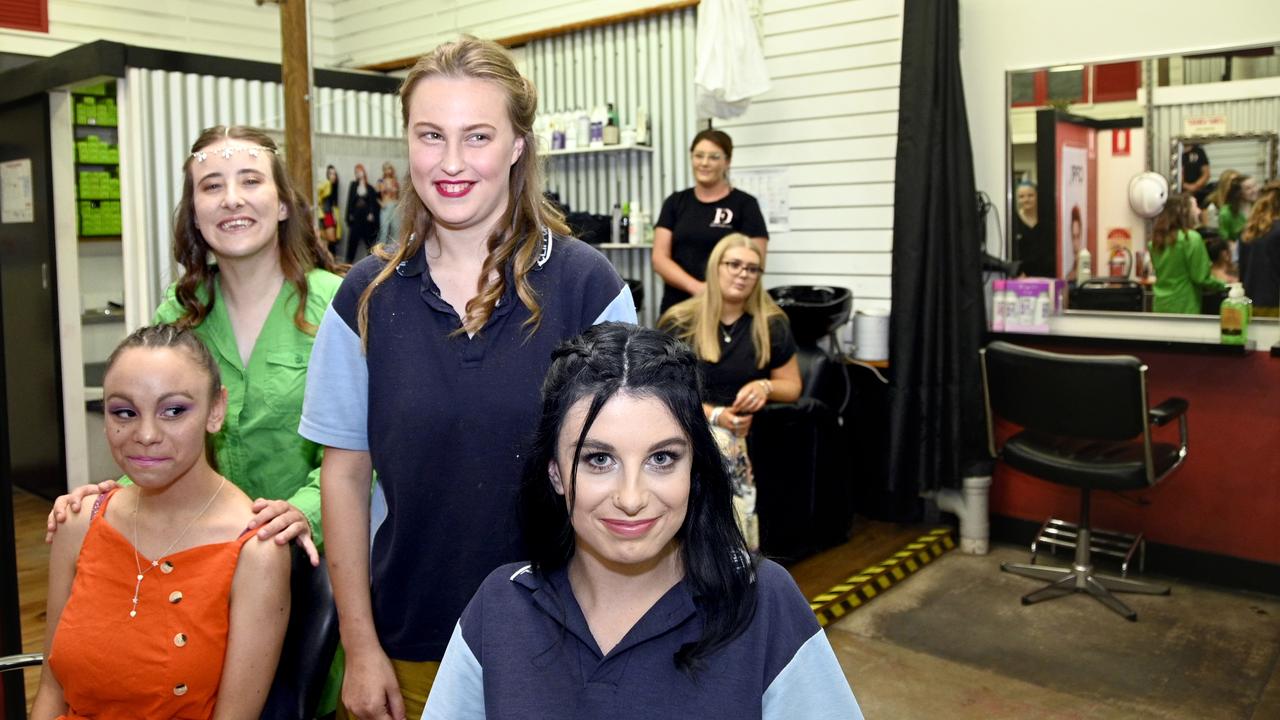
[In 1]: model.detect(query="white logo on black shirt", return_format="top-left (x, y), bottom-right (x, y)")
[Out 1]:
top-left (711, 208), bottom-right (734, 227)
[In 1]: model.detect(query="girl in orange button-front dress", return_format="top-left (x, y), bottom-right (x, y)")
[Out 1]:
top-left (30, 325), bottom-right (290, 720)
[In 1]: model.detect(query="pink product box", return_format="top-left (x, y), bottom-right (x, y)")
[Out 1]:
top-left (991, 278), bottom-right (1065, 334)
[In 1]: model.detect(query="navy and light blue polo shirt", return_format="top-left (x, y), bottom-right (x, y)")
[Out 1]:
top-left (423, 559), bottom-right (863, 719)
top-left (299, 233), bottom-right (635, 661)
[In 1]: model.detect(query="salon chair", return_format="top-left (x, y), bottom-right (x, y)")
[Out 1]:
top-left (624, 278), bottom-right (644, 313)
top-left (748, 286), bottom-right (856, 560)
top-left (0, 546), bottom-right (339, 719)
top-left (980, 341), bottom-right (1187, 621)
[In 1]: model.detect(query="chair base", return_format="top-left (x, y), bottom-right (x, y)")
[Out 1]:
top-left (1030, 517), bottom-right (1146, 577)
top-left (1001, 561), bottom-right (1170, 621)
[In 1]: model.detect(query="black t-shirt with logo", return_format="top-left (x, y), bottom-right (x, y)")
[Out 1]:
top-left (656, 187), bottom-right (769, 311)
top-left (1181, 145), bottom-right (1211, 203)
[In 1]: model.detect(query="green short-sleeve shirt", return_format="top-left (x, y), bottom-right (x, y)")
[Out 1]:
top-left (153, 268), bottom-right (342, 548)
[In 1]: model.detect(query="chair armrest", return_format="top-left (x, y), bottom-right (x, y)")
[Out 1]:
top-left (0, 652), bottom-right (43, 673)
top-left (1149, 398), bottom-right (1189, 427)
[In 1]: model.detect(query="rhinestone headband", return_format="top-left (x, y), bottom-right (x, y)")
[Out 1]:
top-left (191, 145), bottom-right (275, 163)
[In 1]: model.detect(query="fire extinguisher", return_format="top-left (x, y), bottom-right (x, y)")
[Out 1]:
top-left (1110, 246), bottom-right (1133, 278)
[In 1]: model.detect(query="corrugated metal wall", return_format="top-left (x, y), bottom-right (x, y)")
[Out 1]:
top-left (120, 68), bottom-right (401, 315)
top-left (1150, 97), bottom-right (1280, 180)
top-left (524, 5), bottom-right (697, 326)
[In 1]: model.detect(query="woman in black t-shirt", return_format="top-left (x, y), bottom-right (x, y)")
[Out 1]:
top-left (653, 129), bottom-right (769, 312)
top-left (659, 234), bottom-right (801, 549)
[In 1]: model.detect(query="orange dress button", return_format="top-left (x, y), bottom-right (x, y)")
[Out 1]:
top-left (169, 591), bottom-right (183, 603)
top-left (174, 633), bottom-right (188, 647)
top-left (173, 683), bottom-right (188, 696)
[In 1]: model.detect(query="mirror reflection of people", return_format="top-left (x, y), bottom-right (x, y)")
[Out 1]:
top-left (1181, 143), bottom-right (1211, 205)
top-left (376, 161), bottom-right (401, 248)
top-left (658, 234), bottom-right (802, 550)
top-left (31, 325), bottom-right (290, 720)
top-left (1063, 204), bottom-right (1085, 280)
top-left (1240, 181), bottom-right (1280, 317)
top-left (1216, 173), bottom-right (1258, 251)
top-left (302, 38), bottom-right (636, 720)
top-left (1205, 237), bottom-right (1238, 284)
top-left (318, 165), bottom-right (341, 247)
top-left (345, 163), bottom-right (381, 263)
top-left (1150, 193), bottom-right (1226, 314)
top-left (1012, 181), bottom-right (1053, 276)
top-left (652, 129), bottom-right (769, 313)
top-left (422, 323), bottom-right (862, 720)
top-left (1201, 168), bottom-right (1239, 229)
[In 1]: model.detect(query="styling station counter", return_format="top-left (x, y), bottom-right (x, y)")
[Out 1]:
top-left (987, 313), bottom-right (1280, 594)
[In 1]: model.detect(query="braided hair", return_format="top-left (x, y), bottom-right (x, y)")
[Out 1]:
top-left (521, 322), bottom-right (758, 674)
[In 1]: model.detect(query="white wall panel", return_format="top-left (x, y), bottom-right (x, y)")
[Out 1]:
top-left (2, 0), bottom-right (342, 67)
top-left (728, 0), bottom-right (905, 318)
top-left (330, 0), bottom-right (667, 69)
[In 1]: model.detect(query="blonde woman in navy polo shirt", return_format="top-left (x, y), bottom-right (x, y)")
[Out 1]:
top-left (300, 38), bottom-right (635, 720)
top-left (423, 324), bottom-right (861, 719)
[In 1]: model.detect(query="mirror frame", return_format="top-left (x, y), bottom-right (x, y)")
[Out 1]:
top-left (1170, 132), bottom-right (1279, 188)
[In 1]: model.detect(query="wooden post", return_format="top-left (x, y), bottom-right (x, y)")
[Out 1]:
top-left (277, 0), bottom-right (314, 195)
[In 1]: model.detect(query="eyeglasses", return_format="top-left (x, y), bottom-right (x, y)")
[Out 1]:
top-left (721, 260), bottom-right (762, 276)
top-left (692, 152), bottom-right (724, 162)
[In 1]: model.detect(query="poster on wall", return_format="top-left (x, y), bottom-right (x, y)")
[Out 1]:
top-left (731, 167), bottom-right (790, 232)
top-left (1059, 145), bottom-right (1088, 278)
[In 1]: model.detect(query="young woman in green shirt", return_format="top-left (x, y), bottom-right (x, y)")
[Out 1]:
top-left (48, 125), bottom-right (344, 565)
top-left (1151, 192), bottom-right (1226, 314)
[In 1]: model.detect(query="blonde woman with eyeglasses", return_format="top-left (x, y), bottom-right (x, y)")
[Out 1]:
top-left (659, 234), bottom-right (801, 549)
top-left (652, 129), bottom-right (769, 313)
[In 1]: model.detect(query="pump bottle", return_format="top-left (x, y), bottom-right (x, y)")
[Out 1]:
top-left (1220, 283), bottom-right (1252, 346)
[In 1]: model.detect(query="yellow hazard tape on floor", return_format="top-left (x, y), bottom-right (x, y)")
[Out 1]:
top-left (810, 527), bottom-right (955, 627)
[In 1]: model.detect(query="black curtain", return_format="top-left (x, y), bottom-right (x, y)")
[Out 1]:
top-left (885, 0), bottom-right (988, 510)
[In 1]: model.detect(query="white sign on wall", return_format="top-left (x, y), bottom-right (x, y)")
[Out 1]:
top-left (1184, 115), bottom-right (1228, 137)
top-left (1, 158), bottom-right (34, 224)
top-left (732, 166), bottom-right (790, 233)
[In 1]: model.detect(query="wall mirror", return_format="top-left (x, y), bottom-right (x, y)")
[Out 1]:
top-left (1005, 43), bottom-right (1280, 321)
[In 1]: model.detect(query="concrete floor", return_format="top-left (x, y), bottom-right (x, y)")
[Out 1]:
top-left (828, 545), bottom-right (1280, 719)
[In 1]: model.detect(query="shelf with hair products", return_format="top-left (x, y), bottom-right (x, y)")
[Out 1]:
top-left (544, 142), bottom-right (653, 157)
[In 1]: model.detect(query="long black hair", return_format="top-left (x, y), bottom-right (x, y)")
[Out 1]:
top-left (521, 322), bottom-right (758, 673)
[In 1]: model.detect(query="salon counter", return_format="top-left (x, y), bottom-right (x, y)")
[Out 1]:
top-left (986, 326), bottom-right (1280, 593)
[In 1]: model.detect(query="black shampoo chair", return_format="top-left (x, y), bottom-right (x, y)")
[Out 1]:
top-left (980, 341), bottom-right (1188, 621)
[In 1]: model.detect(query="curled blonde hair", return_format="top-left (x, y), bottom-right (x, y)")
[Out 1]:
top-left (658, 234), bottom-right (784, 368)
top-left (356, 36), bottom-right (569, 343)
top-left (1243, 181), bottom-right (1280, 244)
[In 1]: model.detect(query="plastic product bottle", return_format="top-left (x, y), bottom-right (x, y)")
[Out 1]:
top-left (603, 103), bottom-right (620, 145)
top-left (619, 202), bottom-right (631, 244)
top-left (990, 279), bottom-right (1006, 331)
top-left (1220, 283), bottom-right (1252, 346)
top-left (1076, 246), bottom-right (1092, 283)
top-left (610, 200), bottom-right (623, 244)
top-left (628, 201), bottom-right (642, 244)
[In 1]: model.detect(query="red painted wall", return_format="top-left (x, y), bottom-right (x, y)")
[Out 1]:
top-left (991, 346), bottom-right (1280, 565)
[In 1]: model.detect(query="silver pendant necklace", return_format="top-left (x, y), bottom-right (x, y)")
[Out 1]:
top-left (720, 318), bottom-right (735, 344)
top-left (129, 478), bottom-right (226, 618)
